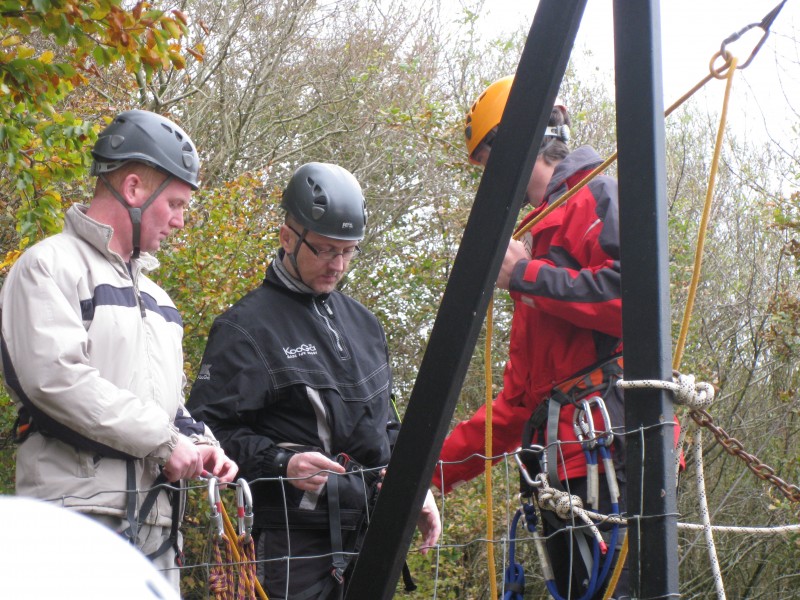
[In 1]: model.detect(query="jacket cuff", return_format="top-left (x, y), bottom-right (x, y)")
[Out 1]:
top-left (149, 425), bottom-right (180, 466)
top-left (509, 259), bottom-right (536, 305)
top-left (263, 446), bottom-right (294, 477)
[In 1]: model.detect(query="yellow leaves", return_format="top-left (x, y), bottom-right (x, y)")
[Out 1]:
top-left (1, 248), bottom-right (24, 273)
top-left (2, 36), bottom-right (22, 47)
top-left (162, 18), bottom-right (183, 40)
top-left (15, 45), bottom-right (35, 59)
top-left (39, 51), bottom-right (55, 64)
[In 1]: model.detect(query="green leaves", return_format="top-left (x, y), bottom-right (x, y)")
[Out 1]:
top-left (1, 0), bottom-right (205, 263)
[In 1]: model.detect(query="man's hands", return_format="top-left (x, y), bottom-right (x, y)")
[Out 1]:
top-left (163, 435), bottom-right (238, 483)
top-left (417, 489), bottom-right (442, 554)
top-left (284, 454), bottom-right (442, 553)
top-left (496, 238), bottom-right (530, 291)
top-left (286, 451), bottom-right (346, 492)
top-left (198, 445), bottom-right (238, 483)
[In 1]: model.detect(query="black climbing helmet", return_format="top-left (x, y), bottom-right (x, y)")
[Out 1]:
top-left (281, 162), bottom-right (366, 241)
top-left (91, 110), bottom-right (200, 190)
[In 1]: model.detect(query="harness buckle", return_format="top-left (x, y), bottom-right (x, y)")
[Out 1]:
top-left (331, 566), bottom-right (346, 584)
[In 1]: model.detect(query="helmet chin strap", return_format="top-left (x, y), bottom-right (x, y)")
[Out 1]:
top-left (287, 226), bottom-right (311, 288)
top-left (99, 173), bottom-right (173, 259)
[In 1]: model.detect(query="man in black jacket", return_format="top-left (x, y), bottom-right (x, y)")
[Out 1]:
top-left (187, 162), bottom-right (440, 600)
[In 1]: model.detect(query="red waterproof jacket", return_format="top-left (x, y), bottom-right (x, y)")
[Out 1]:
top-left (434, 146), bottom-right (624, 493)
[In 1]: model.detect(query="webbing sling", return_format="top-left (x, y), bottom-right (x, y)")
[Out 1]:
top-left (533, 354), bottom-right (623, 594)
top-left (123, 461), bottom-right (183, 564)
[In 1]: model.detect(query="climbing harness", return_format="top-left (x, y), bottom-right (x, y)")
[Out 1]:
top-left (487, 6), bottom-right (800, 600)
top-left (511, 446), bottom-right (621, 600)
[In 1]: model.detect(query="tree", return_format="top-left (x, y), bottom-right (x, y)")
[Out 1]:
top-left (0, 0), bottom-right (203, 258)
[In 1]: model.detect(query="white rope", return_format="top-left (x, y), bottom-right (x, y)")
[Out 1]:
top-left (580, 508), bottom-right (800, 535)
top-left (617, 370), bottom-right (715, 409)
top-left (696, 428), bottom-right (727, 599)
top-left (533, 473), bottom-right (606, 547)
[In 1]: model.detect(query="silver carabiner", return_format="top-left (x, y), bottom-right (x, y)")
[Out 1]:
top-left (573, 398), bottom-right (597, 448)
top-left (208, 476), bottom-right (224, 538)
top-left (514, 445), bottom-right (545, 489)
top-left (236, 478), bottom-right (254, 542)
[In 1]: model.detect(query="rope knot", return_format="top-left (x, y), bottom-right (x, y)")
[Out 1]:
top-left (672, 370), bottom-right (715, 408)
top-left (554, 493), bottom-right (583, 519)
top-left (616, 372), bottom-right (715, 409)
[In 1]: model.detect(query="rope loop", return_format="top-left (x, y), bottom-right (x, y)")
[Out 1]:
top-left (616, 371), bottom-right (715, 409)
top-left (709, 51), bottom-right (735, 80)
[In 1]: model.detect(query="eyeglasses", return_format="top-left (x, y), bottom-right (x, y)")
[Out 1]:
top-left (286, 225), bottom-right (361, 262)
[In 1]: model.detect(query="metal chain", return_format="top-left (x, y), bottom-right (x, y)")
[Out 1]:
top-left (689, 408), bottom-right (800, 506)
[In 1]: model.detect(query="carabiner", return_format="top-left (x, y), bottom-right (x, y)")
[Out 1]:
top-left (236, 478), bottom-right (254, 542)
top-left (573, 399), bottom-right (597, 449)
top-left (719, 0), bottom-right (787, 70)
top-left (207, 476), bottom-right (224, 538)
top-left (514, 445), bottom-right (545, 489)
top-left (582, 395), bottom-right (614, 448)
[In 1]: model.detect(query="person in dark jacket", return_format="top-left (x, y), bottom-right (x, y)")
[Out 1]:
top-left (187, 162), bottom-right (440, 600)
top-left (434, 76), bottom-right (629, 599)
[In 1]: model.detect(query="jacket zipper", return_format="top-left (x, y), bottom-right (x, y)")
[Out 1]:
top-left (314, 298), bottom-right (347, 358)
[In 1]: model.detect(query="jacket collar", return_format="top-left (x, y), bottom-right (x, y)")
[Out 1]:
top-left (545, 145), bottom-right (604, 203)
top-left (269, 249), bottom-right (322, 297)
top-left (65, 204), bottom-right (159, 276)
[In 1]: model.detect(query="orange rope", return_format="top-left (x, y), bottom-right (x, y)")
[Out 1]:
top-left (673, 55), bottom-right (738, 370)
top-left (484, 297), bottom-right (498, 599)
top-left (209, 534), bottom-right (235, 600)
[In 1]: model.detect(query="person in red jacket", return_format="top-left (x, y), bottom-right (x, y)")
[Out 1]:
top-left (434, 76), bottom-right (627, 599)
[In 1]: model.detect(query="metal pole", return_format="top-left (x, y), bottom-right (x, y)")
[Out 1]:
top-left (345, 1), bottom-right (588, 597)
top-left (613, 0), bottom-right (680, 597)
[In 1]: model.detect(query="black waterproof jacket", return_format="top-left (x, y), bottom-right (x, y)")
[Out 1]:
top-left (187, 256), bottom-right (398, 529)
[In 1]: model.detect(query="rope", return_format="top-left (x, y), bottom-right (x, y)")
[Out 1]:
top-left (476, 8), bottom-right (790, 596)
top-left (617, 371), bottom-right (715, 409)
top-left (484, 297), bottom-right (498, 600)
top-left (695, 429), bottom-right (727, 599)
top-left (601, 533), bottom-right (627, 600)
top-left (533, 473), bottom-right (607, 551)
top-left (209, 534), bottom-right (235, 600)
top-left (503, 509), bottom-right (526, 600)
top-left (201, 483), bottom-right (269, 600)
top-left (673, 55), bottom-right (738, 369)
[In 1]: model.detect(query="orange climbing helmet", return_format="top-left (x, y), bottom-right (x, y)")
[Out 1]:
top-left (464, 76), bottom-right (569, 165)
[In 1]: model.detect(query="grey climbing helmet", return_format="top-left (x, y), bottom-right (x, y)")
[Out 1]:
top-left (281, 162), bottom-right (366, 241)
top-left (91, 110), bottom-right (200, 190)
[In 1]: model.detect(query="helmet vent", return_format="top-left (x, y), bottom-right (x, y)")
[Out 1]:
top-left (110, 134), bottom-right (125, 149)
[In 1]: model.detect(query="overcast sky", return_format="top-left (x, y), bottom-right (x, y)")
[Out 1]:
top-left (463, 0), bottom-right (800, 148)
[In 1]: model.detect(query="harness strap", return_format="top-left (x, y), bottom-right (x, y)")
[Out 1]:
top-left (123, 463), bottom-right (183, 565)
top-left (545, 398), bottom-right (566, 493)
top-left (327, 471), bottom-right (347, 585)
top-left (146, 484), bottom-right (184, 565)
top-left (124, 459), bottom-right (139, 546)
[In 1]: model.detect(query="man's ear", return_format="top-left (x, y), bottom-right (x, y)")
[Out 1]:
top-left (121, 172), bottom-right (143, 207)
top-left (279, 224), bottom-right (294, 254)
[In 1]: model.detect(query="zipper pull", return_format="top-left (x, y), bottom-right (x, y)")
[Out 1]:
top-left (322, 298), bottom-right (334, 318)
